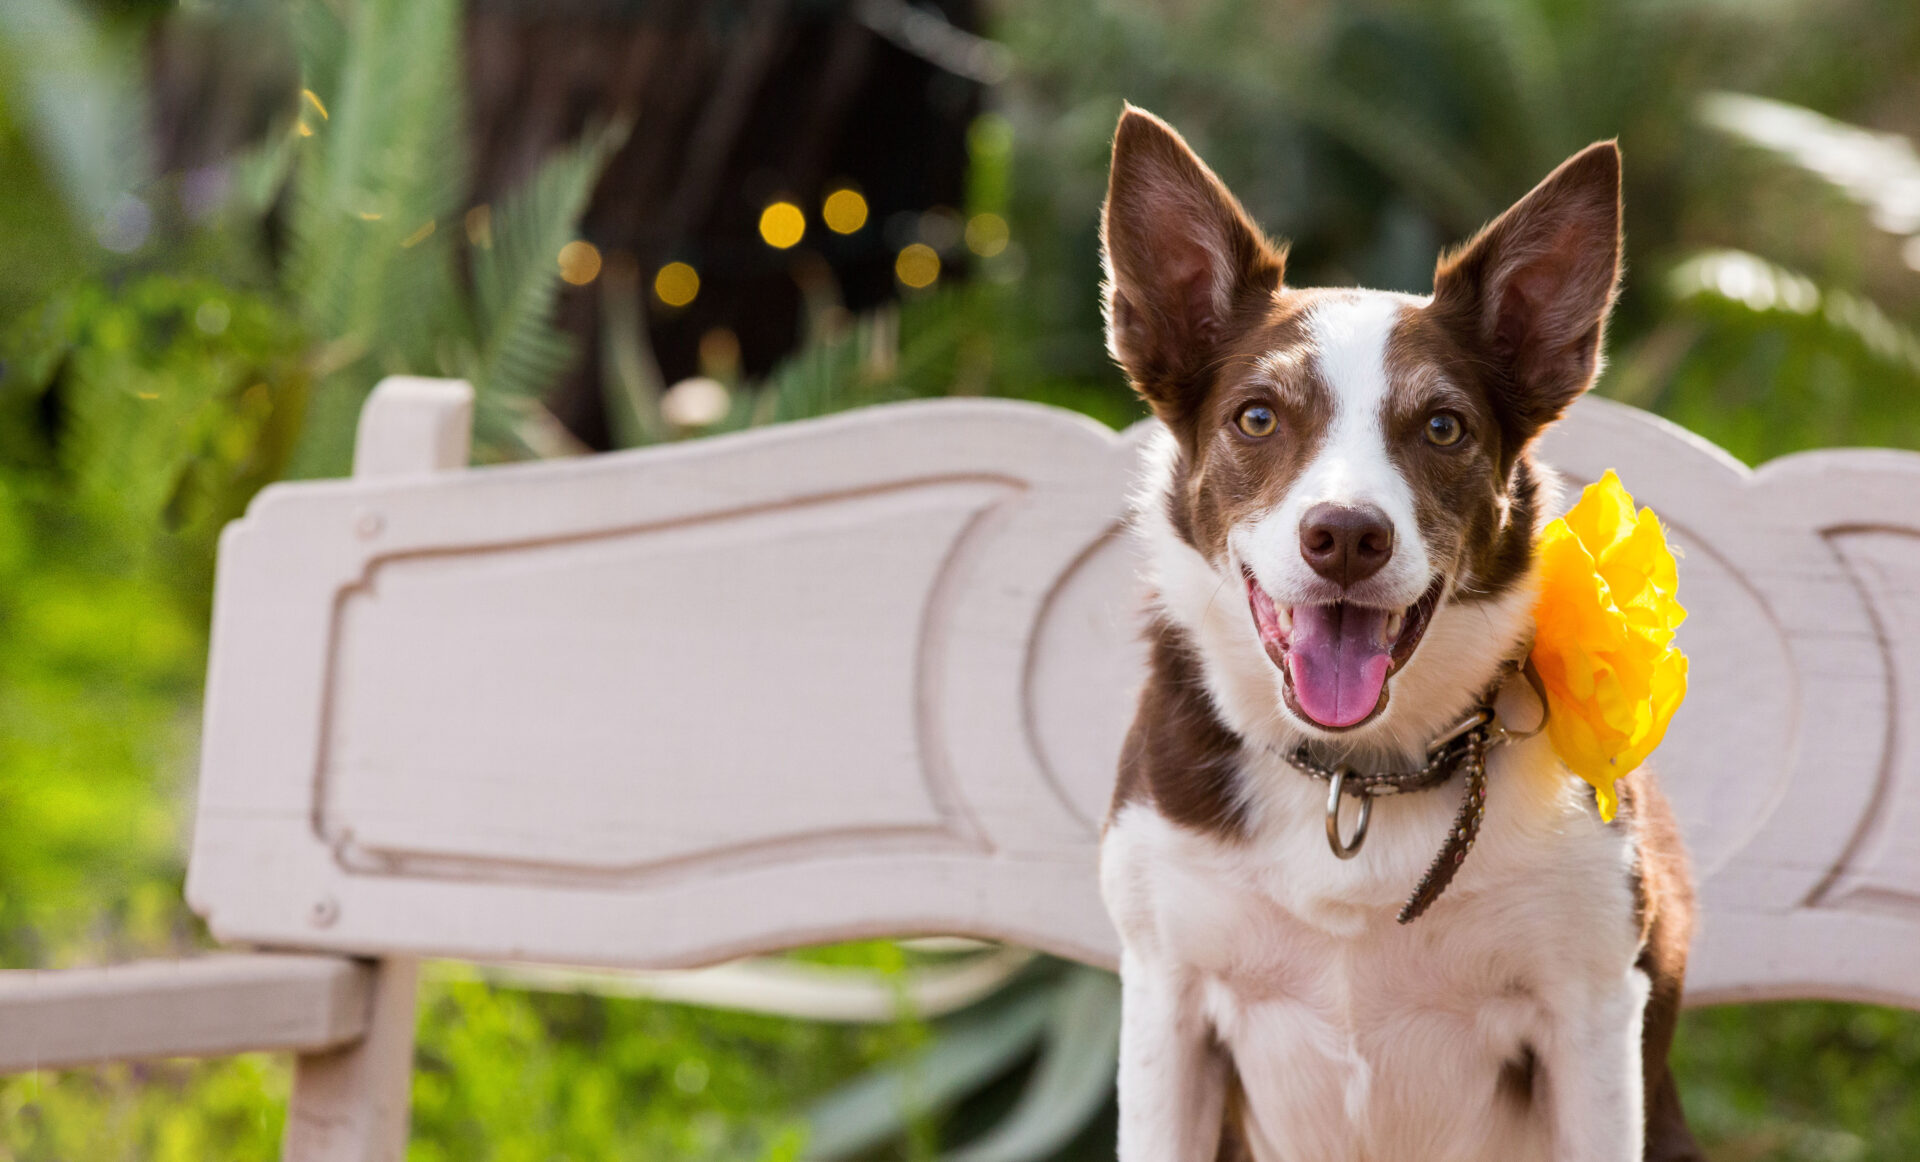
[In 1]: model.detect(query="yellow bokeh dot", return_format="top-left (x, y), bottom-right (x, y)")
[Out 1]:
top-left (558, 240), bottom-right (602, 285)
top-left (895, 243), bottom-right (941, 289)
top-left (654, 261), bottom-right (700, 308)
top-left (822, 188), bottom-right (869, 234)
top-left (759, 201), bottom-right (806, 249)
top-left (965, 212), bottom-right (1009, 257)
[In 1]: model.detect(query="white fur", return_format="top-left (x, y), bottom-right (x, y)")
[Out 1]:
top-left (1234, 294), bottom-right (1434, 617)
top-left (1107, 291), bottom-right (1646, 1160)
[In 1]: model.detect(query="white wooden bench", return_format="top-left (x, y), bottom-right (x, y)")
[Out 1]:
top-left (5, 375), bottom-right (1920, 1160)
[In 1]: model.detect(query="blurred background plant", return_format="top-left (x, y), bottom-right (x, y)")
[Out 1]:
top-left (2, 0), bottom-right (1919, 1159)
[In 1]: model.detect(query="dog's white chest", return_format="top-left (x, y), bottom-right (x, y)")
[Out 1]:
top-left (1200, 904), bottom-right (1554, 1162)
top-left (1102, 761), bottom-right (1642, 1162)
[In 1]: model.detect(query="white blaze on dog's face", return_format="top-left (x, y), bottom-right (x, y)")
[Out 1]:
top-left (1102, 106), bottom-right (1621, 742)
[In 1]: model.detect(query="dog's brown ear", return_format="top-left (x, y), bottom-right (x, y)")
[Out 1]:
top-left (1101, 106), bottom-right (1284, 424)
top-left (1430, 141), bottom-right (1622, 440)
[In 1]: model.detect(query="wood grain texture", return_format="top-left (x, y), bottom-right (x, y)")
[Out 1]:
top-left (277, 378), bottom-right (455, 1162)
top-left (0, 955), bottom-right (370, 1073)
top-left (185, 379), bottom-right (1920, 1009)
top-left (282, 957), bottom-right (418, 1162)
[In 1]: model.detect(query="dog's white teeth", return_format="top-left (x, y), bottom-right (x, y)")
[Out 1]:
top-left (1385, 611), bottom-right (1406, 642)
top-left (1275, 604), bottom-right (1293, 636)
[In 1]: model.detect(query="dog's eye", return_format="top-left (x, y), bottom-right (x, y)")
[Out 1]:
top-left (1236, 404), bottom-right (1278, 438)
top-left (1424, 411), bottom-right (1465, 447)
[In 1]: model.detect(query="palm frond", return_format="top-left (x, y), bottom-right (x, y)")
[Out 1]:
top-left (464, 120), bottom-right (629, 448)
top-left (752, 307), bottom-right (909, 426)
top-left (598, 250), bottom-right (668, 448)
top-left (284, 0), bottom-right (466, 364)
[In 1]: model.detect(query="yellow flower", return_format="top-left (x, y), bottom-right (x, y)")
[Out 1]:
top-left (1530, 471), bottom-right (1688, 822)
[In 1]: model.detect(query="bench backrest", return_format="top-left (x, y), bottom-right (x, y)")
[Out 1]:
top-left (187, 378), bottom-right (1920, 1009)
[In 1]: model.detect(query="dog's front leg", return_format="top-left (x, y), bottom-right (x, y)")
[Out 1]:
top-left (1117, 949), bottom-right (1227, 1162)
top-left (1545, 968), bottom-right (1652, 1162)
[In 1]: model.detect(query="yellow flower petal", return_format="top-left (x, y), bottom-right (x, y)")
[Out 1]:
top-left (1530, 471), bottom-right (1689, 823)
top-left (1563, 470), bottom-right (1636, 557)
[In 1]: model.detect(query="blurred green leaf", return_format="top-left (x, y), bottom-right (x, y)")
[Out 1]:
top-left (466, 120), bottom-right (629, 451)
top-left (803, 979), bottom-right (1055, 1161)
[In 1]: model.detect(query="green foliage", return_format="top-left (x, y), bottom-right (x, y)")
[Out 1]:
top-left (467, 124), bottom-right (627, 446)
top-left (0, 274), bottom-right (304, 963)
top-left (4, 0), bottom-right (1920, 1159)
top-left (1676, 1002), bottom-right (1920, 1162)
top-left (277, 0), bottom-right (624, 473)
top-left (1650, 250), bottom-right (1920, 462)
top-left (2, 276), bottom-right (308, 557)
top-left (408, 967), bottom-right (909, 1162)
top-left (0, 0), bottom-right (151, 316)
top-left (1, 1055), bottom-right (288, 1162)
top-left (801, 964), bottom-right (1121, 1162)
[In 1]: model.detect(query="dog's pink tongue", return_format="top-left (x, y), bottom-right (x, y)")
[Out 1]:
top-left (1288, 604), bottom-right (1392, 728)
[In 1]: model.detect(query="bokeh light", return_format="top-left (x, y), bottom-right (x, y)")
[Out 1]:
top-left (465, 205), bottom-right (493, 249)
top-left (918, 206), bottom-right (964, 252)
top-left (194, 300), bottom-right (230, 336)
top-left (699, 326), bottom-right (742, 379)
top-left (661, 376), bottom-right (732, 428)
top-left (822, 188), bottom-right (869, 234)
top-left (759, 201), bottom-right (806, 249)
top-left (558, 240), bottom-right (603, 285)
top-left (654, 261), bottom-right (700, 307)
top-left (895, 243), bottom-right (941, 288)
top-left (965, 213), bottom-right (1009, 257)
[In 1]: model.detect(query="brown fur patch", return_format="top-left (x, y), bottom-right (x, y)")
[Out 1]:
top-left (1103, 106), bottom-right (1287, 423)
top-left (1496, 1043), bottom-right (1539, 1110)
top-left (1167, 290), bottom-right (1340, 563)
top-left (1215, 1059), bottom-right (1254, 1162)
top-left (1382, 309), bottom-right (1545, 604)
top-left (1427, 142), bottom-right (1623, 442)
top-left (1620, 770), bottom-right (1706, 1160)
top-left (1109, 618), bottom-right (1249, 839)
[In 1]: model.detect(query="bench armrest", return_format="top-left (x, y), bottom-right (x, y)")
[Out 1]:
top-left (0, 953), bottom-right (372, 1073)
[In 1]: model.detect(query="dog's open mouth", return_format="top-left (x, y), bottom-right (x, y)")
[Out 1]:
top-left (1244, 570), bottom-right (1446, 731)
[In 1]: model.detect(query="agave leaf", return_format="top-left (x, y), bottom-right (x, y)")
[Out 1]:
top-left (943, 966), bottom-right (1121, 1162)
top-left (1699, 92), bottom-right (1920, 236)
top-left (0, 0), bottom-right (149, 225)
top-left (1656, 248), bottom-right (1920, 461)
top-left (802, 981), bottom-right (1055, 1161)
top-left (1668, 249), bottom-right (1920, 374)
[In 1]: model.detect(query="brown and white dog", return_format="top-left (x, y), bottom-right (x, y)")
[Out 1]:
top-left (1097, 107), bottom-right (1700, 1161)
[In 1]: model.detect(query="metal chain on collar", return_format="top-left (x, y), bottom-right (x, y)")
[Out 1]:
top-left (1282, 706), bottom-right (1493, 799)
top-left (1278, 660), bottom-right (1549, 925)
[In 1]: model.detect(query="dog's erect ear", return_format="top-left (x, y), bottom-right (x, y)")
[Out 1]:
top-left (1101, 106), bottom-right (1285, 422)
top-left (1430, 142), bottom-right (1622, 440)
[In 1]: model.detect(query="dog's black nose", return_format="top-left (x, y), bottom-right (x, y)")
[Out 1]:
top-left (1300, 503), bottom-right (1394, 587)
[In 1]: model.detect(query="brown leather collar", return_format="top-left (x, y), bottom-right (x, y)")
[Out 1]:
top-left (1277, 660), bottom-right (1547, 924)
